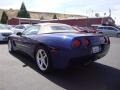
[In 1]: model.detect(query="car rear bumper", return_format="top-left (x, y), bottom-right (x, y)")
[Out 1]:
top-left (51, 44), bottom-right (110, 69)
top-left (70, 44), bottom-right (110, 65)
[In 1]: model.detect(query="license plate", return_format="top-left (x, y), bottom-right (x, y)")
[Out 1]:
top-left (92, 46), bottom-right (100, 53)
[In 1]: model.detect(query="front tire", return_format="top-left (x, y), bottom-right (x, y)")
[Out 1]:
top-left (8, 39), bottom-right (14, 53)
top-left (35, 46), bottom-right (52, 73)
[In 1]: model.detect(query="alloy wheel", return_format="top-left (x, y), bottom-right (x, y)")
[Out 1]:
top-left (36, 49), bottom-right (49, 71)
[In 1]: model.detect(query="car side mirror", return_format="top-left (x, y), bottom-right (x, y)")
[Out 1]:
top-left (16, 32), bottom-right (22, 36)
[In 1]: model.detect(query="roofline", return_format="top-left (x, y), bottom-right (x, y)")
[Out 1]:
top-left (8, 16), bottom-right (114, 23)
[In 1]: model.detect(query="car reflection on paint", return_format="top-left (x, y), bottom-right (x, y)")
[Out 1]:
top-left (8, 23), bottom-right (110, 73)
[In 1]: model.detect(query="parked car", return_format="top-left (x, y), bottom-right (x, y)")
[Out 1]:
top-left (0, 24), bottom-right (13, 42)
top-left (6, 25), bottom-right (14, 29)
top-left (8, 23), bottom-right (110, 73)
top-left (72, 26), bottom-right (88, 33)
top-left (97, 25), bottom-right (120, 37)
top-left (11, 24), bottom-right (32, 34)
top-left (80, 27), bottom-right (96, 33)
top-left (72, 26), bottom-right (96, 33)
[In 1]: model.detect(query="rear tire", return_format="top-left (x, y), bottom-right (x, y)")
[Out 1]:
top-left (8, 39), bottom-right (15, 53)
top-left (35, 46), bottom-right (52, 73)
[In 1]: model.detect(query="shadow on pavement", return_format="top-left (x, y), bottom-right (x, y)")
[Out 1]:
top-left (10, 51), bottom-right (120, 90)
top-left (0, 41), bottom-right (8, 44)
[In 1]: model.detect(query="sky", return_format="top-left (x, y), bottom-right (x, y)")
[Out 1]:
top-left (0, 0), bottom-right (120, 25)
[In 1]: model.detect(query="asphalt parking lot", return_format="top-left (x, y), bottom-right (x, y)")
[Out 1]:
top-left (0, 37), bottom-right (120, 90)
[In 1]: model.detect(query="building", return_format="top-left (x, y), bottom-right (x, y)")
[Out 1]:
top-left (8, 17), bottom-right (115, 27)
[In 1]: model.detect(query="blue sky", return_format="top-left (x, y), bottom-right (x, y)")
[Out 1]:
top-left (0, 0), bottom-right (120, 25)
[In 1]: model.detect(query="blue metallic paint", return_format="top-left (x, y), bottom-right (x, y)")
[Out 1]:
top-left (9, 33), bottom-right (110, 69)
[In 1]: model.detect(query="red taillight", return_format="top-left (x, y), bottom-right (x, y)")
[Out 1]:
top-left (72, 39), bottom-right (81, 47)
top-left (82, 39), bottom-right (89, 46)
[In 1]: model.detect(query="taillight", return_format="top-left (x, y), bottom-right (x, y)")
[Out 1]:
top-left (72, 39), bottom-right (81, 47)
top-left (82, 39), bottom-right (89, 46)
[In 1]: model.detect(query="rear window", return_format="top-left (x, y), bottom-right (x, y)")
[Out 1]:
top-left (51, 25), bottom-right (74, 30)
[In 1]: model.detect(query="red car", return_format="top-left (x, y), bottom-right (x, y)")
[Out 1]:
top-left (72, 26), bottom-right (96, 33)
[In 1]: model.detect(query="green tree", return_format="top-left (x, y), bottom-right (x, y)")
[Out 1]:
top-left (17, 2), bottom-right (30, 18)
top-left (0, 11), bottom-right (8, 24)
top-left (53, 14), bottom-right (57, 19)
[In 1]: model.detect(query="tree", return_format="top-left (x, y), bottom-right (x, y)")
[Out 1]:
top-left (0, 11), bottom-right (8, 24)
top-left (95, 13), bottom-right (100, 17)
top-left (53, 14), bottom-right (57, 19)
top-left (17, 2), bottom-right (30, 18)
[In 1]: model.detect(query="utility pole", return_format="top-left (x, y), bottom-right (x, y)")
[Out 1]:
top-left (109, 8), bottom-right (111, 17)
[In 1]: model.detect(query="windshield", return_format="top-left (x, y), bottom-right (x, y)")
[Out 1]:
top-left (51, 25), bottom-right (74, 30)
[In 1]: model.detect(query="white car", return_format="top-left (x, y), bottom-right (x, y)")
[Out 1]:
top-left (11, 24), bottom-right (32, 34)
top-left (0, 24), bottom-right (13, 41)
top-left (97, 26), bottom-right (120, 37)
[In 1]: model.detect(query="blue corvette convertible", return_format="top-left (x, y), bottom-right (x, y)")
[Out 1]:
top-left (8, 23), bottom-right (110, 73)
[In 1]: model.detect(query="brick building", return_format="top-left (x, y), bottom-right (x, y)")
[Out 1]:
top-left (7, 17), bottom-right (115, 27)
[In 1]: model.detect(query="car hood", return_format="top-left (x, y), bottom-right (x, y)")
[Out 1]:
top-left (0, 29), bottom-right (13, 33)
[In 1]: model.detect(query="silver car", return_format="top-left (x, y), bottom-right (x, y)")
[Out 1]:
top-left (11, 24), bottom-right (32, 34)
top-left (0, 24), bottom-right (13, 41)
top-left (97, 26), bottom-right (120, 37)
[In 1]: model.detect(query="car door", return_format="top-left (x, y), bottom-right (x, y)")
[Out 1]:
top-left (112, 27), bottom-right (119, 36)
top-left (107, 27), bottom-right (117, 36)
top-left (102, 27), bottom-right (113, 36)
top-left (12, 34), bottom-right (25, 50)
top-left (19, 25), bottom-right (40, 55)
top-left (102, 27), bottom-right (109, 35)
